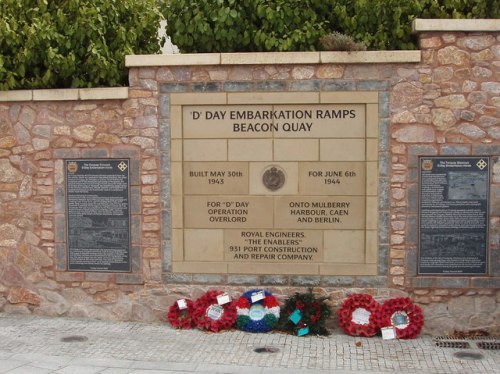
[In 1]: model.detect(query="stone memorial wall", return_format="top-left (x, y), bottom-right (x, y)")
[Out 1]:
top-left (0, 19), bottom-right (498, 334)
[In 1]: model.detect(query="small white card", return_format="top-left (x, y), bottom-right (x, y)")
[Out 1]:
top-left (381, 326), bottom-right (396, 340)
top-left (177, 299), bottom-right (187, 310)
top-left (217, 293), bottom-right (231, 305)
top-left (251, 291), bottom-right (265, 303)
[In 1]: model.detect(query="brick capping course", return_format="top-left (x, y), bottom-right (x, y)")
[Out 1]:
top-left (413, 18), bottom-right (500, 32)
top-left (0, 87), bottom-right (128, 102)
top-left (125, 51), bottom-right (422, 67)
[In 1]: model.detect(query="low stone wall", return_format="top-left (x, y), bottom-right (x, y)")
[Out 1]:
top-left (0, 19), bottom-right (499, 335)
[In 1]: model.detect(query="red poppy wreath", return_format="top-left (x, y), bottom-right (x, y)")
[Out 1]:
top-left (167, 298), bottom-right (195, 329)
top-left (337, 293), bottom-right (381, 337)
top-left (376, 297), bottom-right (424, 339)
top-left (192, 290), bottom-right (237, 332)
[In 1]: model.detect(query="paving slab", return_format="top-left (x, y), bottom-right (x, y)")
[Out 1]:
top-left (0, 313), bottom-right (499, 373)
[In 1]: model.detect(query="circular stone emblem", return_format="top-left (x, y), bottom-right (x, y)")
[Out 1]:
top-left (262, 166), bottom-right (285, 191)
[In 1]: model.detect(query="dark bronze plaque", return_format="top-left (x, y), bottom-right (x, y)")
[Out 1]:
top-left (262, 166), bottom-right (285, 191)
top-left (418, 156), bottom-right (489, 275)
top-left (65, 159), bottom-right (130, 272)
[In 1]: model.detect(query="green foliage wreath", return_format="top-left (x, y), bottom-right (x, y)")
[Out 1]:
top-left (278, 289), bottom-right (332, 336)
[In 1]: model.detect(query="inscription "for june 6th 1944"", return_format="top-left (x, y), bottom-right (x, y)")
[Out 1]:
top-left (308, 170), bottom-right (357, 185)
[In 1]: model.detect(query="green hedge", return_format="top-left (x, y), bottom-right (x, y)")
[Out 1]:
top-left (164, 0), bottom-right (327, 52)
top-left (2, 0), bottom-right (497, 89)
top-left (0, 0), bottom-right (164, 89)
top-left (164, 0), bottom-right (499, 53)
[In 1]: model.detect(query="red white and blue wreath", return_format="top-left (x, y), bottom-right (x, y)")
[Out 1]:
top-left (236, 289), bottom-right (280, 333)
top-left (192, 290), bottom-right (237, 332)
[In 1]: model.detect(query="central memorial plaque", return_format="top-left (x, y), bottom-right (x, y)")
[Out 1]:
top-left (170, 94), bottom-right (379, 275)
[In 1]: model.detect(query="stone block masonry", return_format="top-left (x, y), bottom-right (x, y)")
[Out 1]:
top-left (0, 19), bottom-right (499, 335)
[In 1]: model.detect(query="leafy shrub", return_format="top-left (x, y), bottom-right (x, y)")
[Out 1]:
top-left (164, 0), bottom-right (498, 53)
top-left (320, 32), bottom-right (367, 51)
top-left (327, 0), bottom-right (425, 50)
top-left (163, 0), bottom-right (328, 52)
top-left (0, 0), bottom-right (164, 89)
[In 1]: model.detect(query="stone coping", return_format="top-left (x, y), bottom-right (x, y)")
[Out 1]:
top-left (0, 87), bottom-right (128, 102)
top-left (413, 18), bottom-right (500, 32)
top-left (125, 50), bottom-right (421, 67)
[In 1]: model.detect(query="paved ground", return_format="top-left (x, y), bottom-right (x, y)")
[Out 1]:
top-left (0, 313), bottom-right (498, 373)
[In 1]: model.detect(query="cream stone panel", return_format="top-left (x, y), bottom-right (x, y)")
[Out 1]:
top-left (228, 263), bottom-right (319, 275)
top-left (249, 162), bottom-right (298, 195)
top-left (224, 229), bottom-right (323, 262)
top-left (274, 196), bottom-right (365, 229)
top-left (126, 54), bottom-right (221, 67)
top-left (365, 230), bottom-right (378, 264)
top-left (228, 139), bottom-right (273, 161)
top-left (170, 93), bottom-right (227, 105)
top-left (170, 105), bottom-right (183, 139)
top-left (323, 230), bottom-right (365, 263)
top-left (320, 139), bottom-right (365, 161)
top-left (184, 195), bottom-right (274, 228)
top-left (183, 105), bottom-right (274, 139)
top-left (183, 139), bottom-right (227, 161)
top-left (320, 264), bottom-right (378, 275)
top-left (171, 195), bottom-right (183, 229)
top-left (367, 139), bottom-right (378, 161)
top-left (274, 139), bottom-right (319, 161)
top-left (171, 162), bottom-right (183, 195)
top-left (0, 90), bottom-right (32, 101)
top-left (33, 89), bottom-right (79, 101)
top-left (366, 104), bottom-right (379, 138)
top-left (366, 161), bottom-right (378, 196)
top-left (171, 229), bottom-right (184, 261)
top-left (228, 92), bottom-right (319, 104)
top-left (221, 52), bottom-right (320, 65)
top-left (366, 196), bottom-right (378, 230)
top-left (320, 91), bottom-right (378, 104)
top-left (171, 139), bottom-right (183, 162)
top-left (412, 18), bottom-right (500, 32)
top-left (184, 229), bottom-right (224, 261)
top-left (170, 95), bottom-right (381, 275)
top-left (272, 105), bottom-right (365, 139)
top-left (299, 162), bottom-right (365, 195)
top-left (183, 162), bottom-right (248, 195)
top-left (172, 261), bottom-right (228, 273)
top-left (320, 51), bottom-right (421, 64)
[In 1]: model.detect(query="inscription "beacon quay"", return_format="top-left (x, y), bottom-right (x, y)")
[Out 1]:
top-left (190, 108), bottom-right (358, 133)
